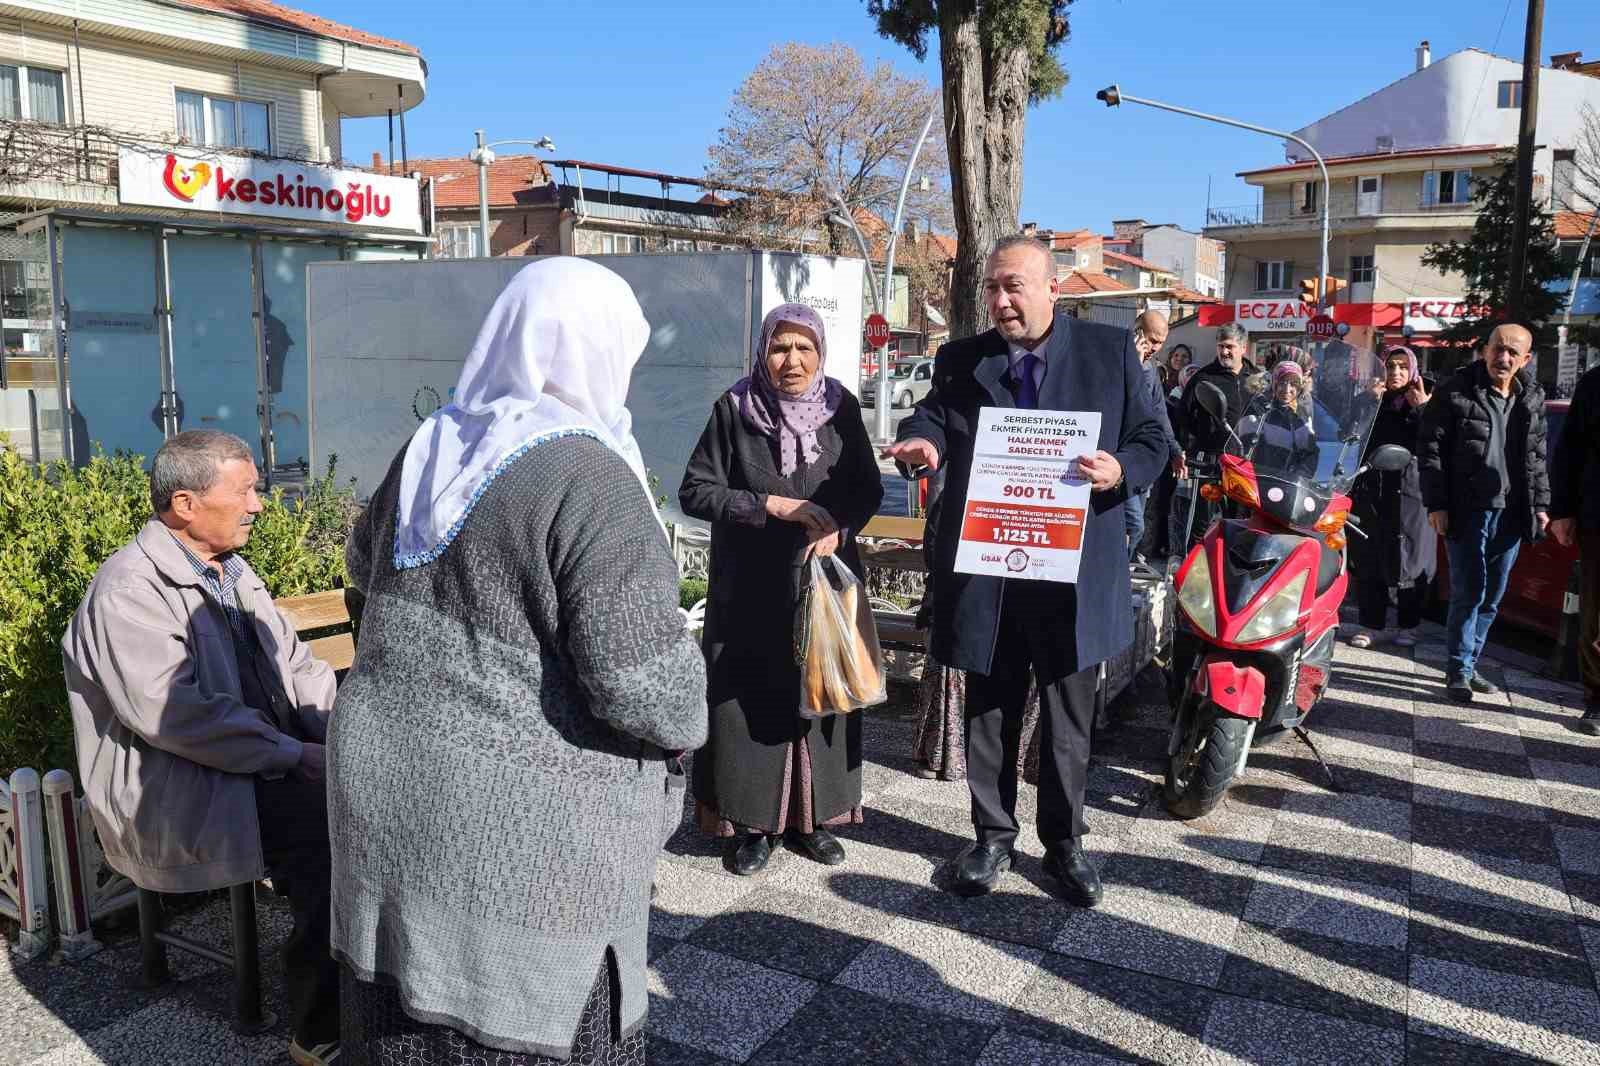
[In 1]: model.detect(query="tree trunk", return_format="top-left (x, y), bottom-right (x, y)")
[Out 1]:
top-left (938, 2), bottom-right (1031, 342)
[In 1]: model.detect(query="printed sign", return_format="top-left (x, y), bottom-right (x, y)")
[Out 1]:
top-left (1403, 297), bottom-right (1489, 333)
top-left (67, 310), bottom-right (156, 334)
top-left (953, 408), bottom-right (1103, 584)
top-left (1235, 300), bottom-right (1314, 333)
top-left (117, 147), bottom-right (423, 233)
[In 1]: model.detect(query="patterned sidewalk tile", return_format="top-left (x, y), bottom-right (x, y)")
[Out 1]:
top-left (1411, 803), bottom-right (1558, 865)
top-left (1312, 726), bottom-right (1413, 766)
top-left (1197, 996), bottom-right (1405, 1066)
top-left (1411, 714), bottom-right (1526, 754)
top-left (1410, 845), bottom-right (1573, 919)
top-left (651, 858), bottom-right (766, 939)
top-left (1276, 790), bottom-right (1412, 845)
top-left (1413, 767), bottom-right (1548, 822)
top-left (1126, 799), bottom-right (1278, 865)
top-left (686, 885), bottom-right (889, 982)
top-left (747, 985), bottom-right (995, 1066)
top-left (1409, 893), bottom-right (1595, 987)
top-left (1217, 921), bottom-right (1409, 1029)
top-left (647, 944), bottom-right (816, 1062)
top-left (1259, 822), bottom-right (1413, 892)
top-left (976, 1030), bottom-right (1136, 1066)
top-left (1518, 730), bottom-right (1600, 767)
top-left (1242, 868), bottom-right (1409, 949)
top-left (835, 918), bottom-right (1044, 1027)
top-left (1006, 951), bottom-right (1213, 1064)
top-left (1553, 825), bottom-right (1600, 876)
top-left (1408, 954), bottom-right (1600, 1062)
top-left (1532, 758), bottom-right (1600, 794)
top-left (1050, 879), bottom-right (1243, 988)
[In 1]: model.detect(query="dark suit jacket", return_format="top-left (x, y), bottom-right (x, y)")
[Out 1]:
top-left (896, 312), bottom-right (1167, 678)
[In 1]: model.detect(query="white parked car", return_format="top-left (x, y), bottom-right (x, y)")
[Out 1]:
top-left (861, 359), bottom-right (934, 409)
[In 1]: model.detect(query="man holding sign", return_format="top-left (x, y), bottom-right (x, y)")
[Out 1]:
top-left (883, 236), bottom-right (1165, 905)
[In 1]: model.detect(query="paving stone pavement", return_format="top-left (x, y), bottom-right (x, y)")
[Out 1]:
top-left (7, 623), bottom-right (1600, 1064)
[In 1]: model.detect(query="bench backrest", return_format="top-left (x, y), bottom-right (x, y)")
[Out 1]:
top-left (274, 588), bottom-right (360, 672)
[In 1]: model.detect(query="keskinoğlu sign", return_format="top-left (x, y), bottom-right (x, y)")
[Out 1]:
top-left (117, 148), bottom-right (422, 234)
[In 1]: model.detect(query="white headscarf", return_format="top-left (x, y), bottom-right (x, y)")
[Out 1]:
top-left (394, 257), bottom-right (655, 568)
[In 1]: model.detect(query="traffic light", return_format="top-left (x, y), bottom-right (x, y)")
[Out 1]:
top-left (1300, 277), bottom-right (1321, 305)
top-left (1323, 276), bottom-right (1347, 302)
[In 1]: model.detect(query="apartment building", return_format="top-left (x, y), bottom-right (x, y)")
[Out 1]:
top-left (1203, 42), bottom-right (1600, 379)
top-left (0, 0), bottom-right (429, 471)
top-left (1108, 220), bottom-right (1224, 297)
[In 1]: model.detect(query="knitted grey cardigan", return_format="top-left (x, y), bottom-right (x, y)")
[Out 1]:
top-left (329, 435), bottom-right (707, 1058)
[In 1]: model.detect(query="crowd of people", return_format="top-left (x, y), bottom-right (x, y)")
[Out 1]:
top-left (53, 240), bottom-right (1600, 1066)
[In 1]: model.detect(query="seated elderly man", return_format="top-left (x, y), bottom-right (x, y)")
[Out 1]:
top-left (61, 429), bottom-right (340, 1066)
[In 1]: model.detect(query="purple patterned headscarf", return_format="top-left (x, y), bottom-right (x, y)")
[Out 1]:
top-left (730, 303), bottom-right (843, 475)
top-left (1383, 345), bottom-right (1419, 410)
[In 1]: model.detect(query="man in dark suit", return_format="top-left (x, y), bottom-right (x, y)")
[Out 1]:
top-left (882, 235), bottom-right (1167, 904)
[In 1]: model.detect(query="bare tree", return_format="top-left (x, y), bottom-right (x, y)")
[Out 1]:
top-left (1559, 102), bottom-right (1600, 216)
top-left (867, 1), bottom-right (1073, 340)
top-left (708, 42), bottom-right (950, 255)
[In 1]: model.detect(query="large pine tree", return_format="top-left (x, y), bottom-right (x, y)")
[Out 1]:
top-left (1421, 157), bottom-right (1566, 348)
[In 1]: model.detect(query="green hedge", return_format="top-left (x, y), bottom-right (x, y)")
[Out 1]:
top-left (0, 444), bottom-right (357, 776)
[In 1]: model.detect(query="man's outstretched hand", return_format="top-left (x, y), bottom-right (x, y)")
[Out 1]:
top-left (881, 438), bottom-right (940, 473)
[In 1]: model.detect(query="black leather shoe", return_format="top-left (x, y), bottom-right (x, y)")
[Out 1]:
top-left (1468, 674), bottom-right (1499, 695)
top-left (1577, 705), bottom-right (1600, 736)
top-left (950, 841), bottom-right (1013, 897)
top-left (789, 828), bottom-right (846, 866)
top-left (1447, 678), bottom-right (1474, 704)
top-left (728, 833), bottom-right (773, 876)
top-left (1043, 842), bottom-right (1103, 908)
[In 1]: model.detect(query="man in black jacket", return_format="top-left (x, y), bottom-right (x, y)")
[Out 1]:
top-left (1549, 362), bottom-right (1600, 731)
top-left (1418, 324), bottom-right (1551, 703)
top-left (1128, 310), bottom-right (1181, 559)
top-left (1172, 323), bottom-right (1258, 478)
top-left (882, 235), bottom-right (1166, 905)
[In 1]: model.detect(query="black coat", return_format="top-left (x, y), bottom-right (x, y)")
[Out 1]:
top-left (895, 313), bottom-right (1167, 678)
top-left (1176, 359), bottom-right (1260, 456)
top-left (1350, 390), bottom-right (1436, 586)
top-left (1550, 364), bottom-right (1600, 533)
top-left (1418, 361), bottom-right (1550, 542)
top-left (678, 388), bottom-right (883, 831)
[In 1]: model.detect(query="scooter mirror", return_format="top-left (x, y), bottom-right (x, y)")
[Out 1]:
top-left (1369, 444), bottom-right (1412, 472)
top-left (1194, 381), bottom-right (1229, 421)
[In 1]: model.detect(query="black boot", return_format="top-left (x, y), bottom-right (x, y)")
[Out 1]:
top-left (949, 841), bottom-right (1013, 897)
top-left (728, 833), bottom-right (773, 876)
top-left (1043, 841), bottom-right (1103, 908)
top-left (788, 827), bottom-right (846, 866)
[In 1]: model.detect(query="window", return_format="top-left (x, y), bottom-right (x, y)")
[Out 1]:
top-left (1297, 181), bottom-right (1319, 214)
top-left (0, 63), bottom-right (67, 124)
top-left (913, 363), bottom-right (932, 381)
top-left (665, 237), bottom-right (696, 252)
top-left (175, 90), bottom-right (271, 152)
top-left (1554, 150), bottom-right (1577, 211)
top-left (1255, 260), bottom-right (1292, 292)
top-left (1349, 255), bottom-right (1375, 284)
top-left (1423, 169), bottom-right (1473, 207)
top-left (1559, 243), bottom-right (1600, 279)
top-left (597, 233), bottom-right (641, 254)
top-left (436, 224), bottom-right (480, 259)
top-left (1497, 81), bottom-right (1522, 109)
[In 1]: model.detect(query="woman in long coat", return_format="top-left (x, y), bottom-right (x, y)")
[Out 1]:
top-left (331, 259), bottom-right (706, 1066)
top-left (679, 304), bottom-right (883, 875)
top-left (1348, 345), bottom-right (1436, 648)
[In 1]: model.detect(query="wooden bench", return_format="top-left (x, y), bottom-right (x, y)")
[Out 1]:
top-left (275, 588), bottom-right (364, 672)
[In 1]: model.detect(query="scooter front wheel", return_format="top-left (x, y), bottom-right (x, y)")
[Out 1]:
top-left (1164, 698), bottom-right (1254, 819)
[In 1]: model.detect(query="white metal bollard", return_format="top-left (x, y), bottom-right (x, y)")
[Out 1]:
top-left (5, 768), bottom-right (51, 959)
top-left (43, 769), bottom-right (101, 960)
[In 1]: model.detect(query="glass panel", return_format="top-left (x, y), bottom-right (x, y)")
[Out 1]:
top-left (166, 234), bottom-right (260, 460)
top-left (26, 68), bottom-right (64, 124)
top-left (239, 100), bottom-right (269, 152)
top-left (261, 241), bottom-right (340, 471)
top-left (1422, 171), bottom-right (1438, 206)
top-left (175, 90), bottom-right (205, 143)
top-left (209, 97), bottom-right (237, 147)
top-left (59, 225), bottom-right (166, 463)
top-left (0, 65), bottom-right (18, 120)
top-left (1456, 171), bottom-right (1472, 205)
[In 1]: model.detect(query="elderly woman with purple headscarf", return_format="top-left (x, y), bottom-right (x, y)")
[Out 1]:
top-left (1348, 345), bottom-right (1436, 648)
top-left (679, 304), bottom-right (883, 875)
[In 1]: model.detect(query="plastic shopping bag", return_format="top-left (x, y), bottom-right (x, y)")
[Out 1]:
top-left (793, 555), bottom-right (888, 717)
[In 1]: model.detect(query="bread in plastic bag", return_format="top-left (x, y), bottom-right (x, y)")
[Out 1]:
top-left (793, 555), bottom-right (887, 717)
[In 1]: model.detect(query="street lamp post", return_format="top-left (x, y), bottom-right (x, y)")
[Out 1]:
top-left (874, 101), bottom-right (941, 442)
top-left (1097, 86), bottom-right (1331, 311)
top-left (469, 129), bottom-right (556, 257)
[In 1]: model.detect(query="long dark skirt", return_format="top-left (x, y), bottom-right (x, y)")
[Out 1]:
top-left (340, 964), bottom-right (644, 1066)
top-left (912, 663), bottom-right (1043, 784)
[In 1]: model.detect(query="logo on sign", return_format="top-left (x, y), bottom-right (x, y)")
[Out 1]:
top-left (1235, 300), bottom-right (1314, 333)
top-left (162, 156), bottom-right (211, 202)
top-left (155, 152), bottom-right (394, 224)
top-left (1005, 549), bottom-right (1030, 573)
top-left (1403, 298), bottom-right (1489, 332)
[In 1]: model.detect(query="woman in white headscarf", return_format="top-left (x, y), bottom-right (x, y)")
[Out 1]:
top-left (329, 258), bottom-right (707, 1066)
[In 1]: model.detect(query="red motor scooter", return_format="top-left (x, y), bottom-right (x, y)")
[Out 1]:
top-left (1164, 353), bottom-right (1411, 818)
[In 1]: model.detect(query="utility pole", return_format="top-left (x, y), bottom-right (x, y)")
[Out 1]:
top-left (1507, 0), bottom-right (1545, 320)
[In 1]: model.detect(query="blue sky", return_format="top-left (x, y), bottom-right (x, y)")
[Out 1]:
top-left (337, 0), bottom-right (1600, 236)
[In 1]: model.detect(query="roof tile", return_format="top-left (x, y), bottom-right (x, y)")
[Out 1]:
top-left (177, 0), bottom-right (419, 54)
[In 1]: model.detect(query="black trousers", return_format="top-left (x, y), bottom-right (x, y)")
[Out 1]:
top-left (1355, 575), bottom-right (1428, 631)
top-left (255, 773), bottom-right (339, 1047)
top-left (963, 584), bottom-right (1097, 852)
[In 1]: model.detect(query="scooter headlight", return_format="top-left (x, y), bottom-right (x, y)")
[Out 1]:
top-left (1177, 552), bottom-right (1217, 637)
top-left (1235, 572), bottom-right (1308, 644)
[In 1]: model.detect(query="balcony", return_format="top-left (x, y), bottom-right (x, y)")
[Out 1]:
top-left (1204, 193), bottom-right (1478, 239)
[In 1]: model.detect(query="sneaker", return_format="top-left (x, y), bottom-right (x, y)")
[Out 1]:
top-left (290, 1040), bottom-right (340, 1065)
top-left (1391, 628), bottom-right (1419, 648)
top-left (1446, 677), bottom-right (1474, 704)
top-left (1348, 629), bottom-right (1375, 649)
top-left (1468, 674), bottom-right (1499, 695)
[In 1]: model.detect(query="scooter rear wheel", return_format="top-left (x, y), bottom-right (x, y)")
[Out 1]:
top-left (1164, 699), bottom-right (1253, 819)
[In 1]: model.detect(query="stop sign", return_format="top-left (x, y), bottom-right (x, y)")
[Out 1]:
top-left (864, 313), bottom-right (891, 348)
top-left (1305, 314), bottom-right (1337, 341)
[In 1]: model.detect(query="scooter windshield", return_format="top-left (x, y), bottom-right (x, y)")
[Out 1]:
top-left (1223, 341), bottom-right (1384, 497)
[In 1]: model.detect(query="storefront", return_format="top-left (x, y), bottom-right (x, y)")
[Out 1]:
top-left (8, 148), bottom-right (430, 478)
